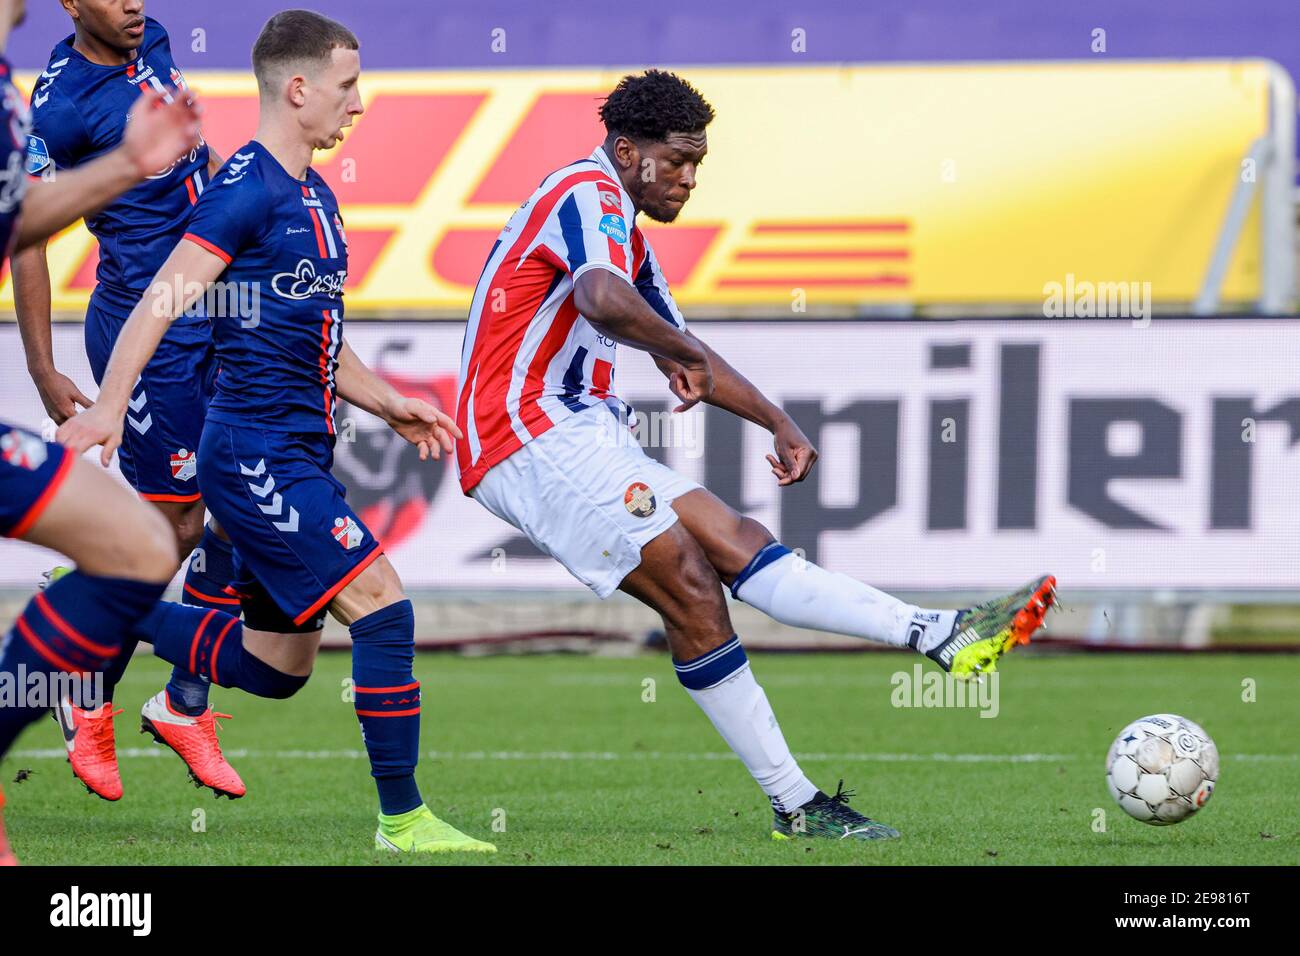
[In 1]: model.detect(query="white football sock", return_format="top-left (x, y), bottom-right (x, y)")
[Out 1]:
top-left (734, 548), bottom-right (957, 652)
top-left (675, 640), bottom-right (818, 813)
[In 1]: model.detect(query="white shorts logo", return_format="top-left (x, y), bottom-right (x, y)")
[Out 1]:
top-left (623, 481), bottom-right (656, 518)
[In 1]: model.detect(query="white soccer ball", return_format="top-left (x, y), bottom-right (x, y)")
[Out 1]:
top-left (1105, 714), bottom-right (1218, 825)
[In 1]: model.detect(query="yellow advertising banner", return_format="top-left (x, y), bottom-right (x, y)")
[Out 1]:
top-left (3, 62), bottom-right (1269, 316)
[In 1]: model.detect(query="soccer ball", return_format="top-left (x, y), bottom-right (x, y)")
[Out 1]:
top-left (1105, 714), bottom-right (1218, 825)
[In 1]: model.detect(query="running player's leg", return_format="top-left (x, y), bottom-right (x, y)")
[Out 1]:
top-left (186, 421), bottom-right (491, 849)
top-left (0, 439), bottom-right (176, 765)
top-left (671, 488), bottom-right (1055, 678)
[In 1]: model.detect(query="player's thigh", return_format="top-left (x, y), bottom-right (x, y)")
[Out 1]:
top-left (670, 487), bottom-right (775, 582)
top-left (618, 520), bottom-right (733, 655)
top-left (241, 626), bottom-right (322, 677)
top-left (24, 458), bottom-right (177, 582)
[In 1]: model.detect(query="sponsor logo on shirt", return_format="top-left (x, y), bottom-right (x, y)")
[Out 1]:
top-left (598, 213), bottom-right (627, 244)
top-left (271, 258), bottom-right (347, 300)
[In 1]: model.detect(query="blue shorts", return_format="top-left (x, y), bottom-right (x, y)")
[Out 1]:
top-left (197, 422), bottom-right (382, 631)
top-left (85, 299), bottom-right (216, 503)
top-left (0, 420), bottom-right (74, 539)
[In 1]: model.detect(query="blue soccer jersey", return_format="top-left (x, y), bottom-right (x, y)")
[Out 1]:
top-left (183, 141), bottom-right (348, 435)
top-left (0, 55), bottom-right (30, 262)
top-left (25, 16), bottom-right (210, 331)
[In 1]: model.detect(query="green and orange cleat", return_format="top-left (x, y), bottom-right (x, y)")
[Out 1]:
top-left (919, 574), bottom-right (1058, 679)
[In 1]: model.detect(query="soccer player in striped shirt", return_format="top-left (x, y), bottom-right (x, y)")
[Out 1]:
top-left (456, 70), bottom-right (1057, 841)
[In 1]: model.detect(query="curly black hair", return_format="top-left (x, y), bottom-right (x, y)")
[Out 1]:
top-left (598, 70), bottom-right (715, 143)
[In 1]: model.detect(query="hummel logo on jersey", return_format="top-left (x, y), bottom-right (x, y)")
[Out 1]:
top-left (170, 448), bottom-right (197, 481)
top-left (0, 429), bottom-right (47, 469)
top-left (331, 516), bottom-right (364, 550)
top-left (937, 626), bottom-right (982, 666)
top-left (222, 150), bottom-right (255, 185)
top-left (32, 57), bottom-right (69, 109)
top-left (272, 258), bottom-right (347, 300)
top-left (127, 64), bottom-right (157, 87)
top-left (239, 459), bottom-right (299, 532)
top-left (301, 193), bottom-right (323, 209)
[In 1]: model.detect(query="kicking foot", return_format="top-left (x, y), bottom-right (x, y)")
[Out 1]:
top-left (53, 696), bottom-right (124, 801)
top-left (772, 781), bottom-right (901, 841)
top-left (140, 691), bottom-right (246, 799)
top-left (920, 574), bottom-right (1057, 679)
top-left (375, 804), bottom-right (497, 854)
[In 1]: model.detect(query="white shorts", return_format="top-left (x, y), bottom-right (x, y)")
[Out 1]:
top-left (471, 406), bottom-right (701, 598)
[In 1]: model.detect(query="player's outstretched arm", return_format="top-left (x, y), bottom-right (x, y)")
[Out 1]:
top-left (15, 88), bottom-right (202, 251)
top-left (654, 335), bottom-right (819, 486)
top-left (12, 239), bottom-right (92, 423)
top-left (56, 240), bottom-right (227, 465)
top-left (334, 340), bottom-right (462, 461)
top-left (574, 267), bottom-right (714, 404)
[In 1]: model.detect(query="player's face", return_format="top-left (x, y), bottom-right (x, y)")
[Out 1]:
top-left (629, 131), bottom-right (707, 224)
top-left (65, 0), bottom-right (147, 52)
top-left (302, 48), bottom-right (364, 151)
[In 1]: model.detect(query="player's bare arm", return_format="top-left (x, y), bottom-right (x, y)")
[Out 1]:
top-left (654, 335), bottom-right (818, 486)
top-left (12, 239), bottom-right (94, 423)
top-left (334, 339), bottom-right (462, 461)
top-left (573, 266), bottom-right (713, 403)
top-left (57, 239), bottom-right (226, 464)
top-left (15, 87), bottom-right (201, 250)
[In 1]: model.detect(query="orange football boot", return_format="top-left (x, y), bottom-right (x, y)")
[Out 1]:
top-left (140, 691), bottom-right (246, 799)
top-left (53, 697), bottom-right (125, 801)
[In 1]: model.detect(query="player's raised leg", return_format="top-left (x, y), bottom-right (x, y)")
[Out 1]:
top-left (671, 488), bottom-right (1056, 679)
top-left (619, 520), bottom-right (901, 841)
top-left (0, 432), bottom-right (178, 803)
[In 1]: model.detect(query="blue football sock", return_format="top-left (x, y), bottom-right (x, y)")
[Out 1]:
top-left (350, 600), bottom-right (422, 815)
top-left (0, 572), bottom-right (164, 758)
top-left (132, 602), bottom-right (307, 700)
top-left (165, 524), bottom-right (241, 715)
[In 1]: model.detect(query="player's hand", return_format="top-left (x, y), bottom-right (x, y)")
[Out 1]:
top-left (669, 359), bottom-right (713, 412)
top-left (56, 402), bottom-right (124, 468)
top-left (383, 396), bottom-right (463, 461)
top-left (32, 368), bottom-right (93, 424)
top-left (766, 417), bottom-right (818, 486)
top-left (121, 86), bottom-right (203, 179)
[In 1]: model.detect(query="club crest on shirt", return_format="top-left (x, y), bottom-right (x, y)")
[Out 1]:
top-left (170, 448), bottom-right (197, 481)
top-left (0, 429), bottom-right (47, 470)
top-left (624, 481), bottom-right (656, 518)
top-left (332, 515), bottom-right (365, 550)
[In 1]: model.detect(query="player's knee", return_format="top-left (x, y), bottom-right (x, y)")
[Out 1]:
top-left (127, 504), bottom-right (181, 583)
top-left (335, 555), bottom-right (406, 623)
top-left (173, 503), bottom-right (207, 556)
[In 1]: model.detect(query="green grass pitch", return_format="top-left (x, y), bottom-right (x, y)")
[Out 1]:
top-left (4, 651), bottom-right (1297, 865)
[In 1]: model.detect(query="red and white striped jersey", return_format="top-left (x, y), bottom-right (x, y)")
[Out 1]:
top-left (455, 147), bottom-right (685, 493)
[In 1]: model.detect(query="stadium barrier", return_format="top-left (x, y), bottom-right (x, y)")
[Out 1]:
top-left (4, 60), bottom-right (1293, 317)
